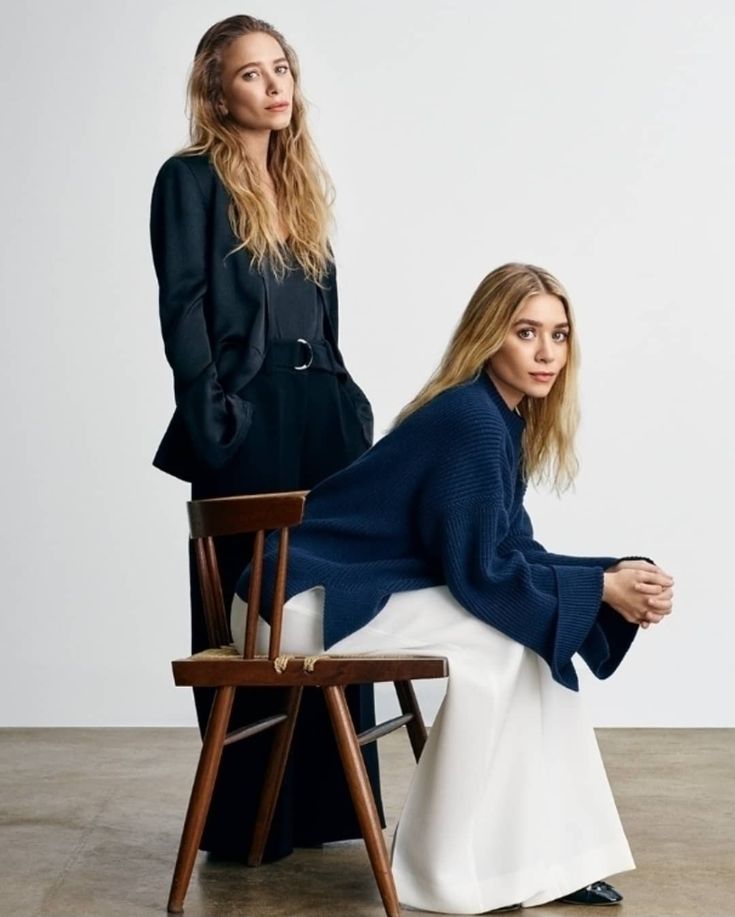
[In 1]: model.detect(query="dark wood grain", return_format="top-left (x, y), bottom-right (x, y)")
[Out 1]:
top-left (172, 654), bottom-right (448, 687)
top-left (167, 685), bottom-right (235, 914)
top-left (268, 528), bottom-right (289, 660)
top-left (244, 529), bottom-right (265, 659)
top-left (394, 680), bottom-right (430, 762)
top-left (324, 686), bottom-right (401, 917)
top-left (188, 491), bottom-right (307, 539)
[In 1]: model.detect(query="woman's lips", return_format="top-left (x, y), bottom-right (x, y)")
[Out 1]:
top-left (266, 102), bottom-right (290, 111)
top-left (529, 373), bottom-right (554, 381)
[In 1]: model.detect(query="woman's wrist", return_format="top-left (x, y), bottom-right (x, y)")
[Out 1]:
top-left (602, 571), bottom-right (616, 606)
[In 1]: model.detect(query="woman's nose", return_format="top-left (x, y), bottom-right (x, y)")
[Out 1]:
top-left (536, 337), bottom-right (554, 362)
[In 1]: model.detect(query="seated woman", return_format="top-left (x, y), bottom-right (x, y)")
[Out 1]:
top-left (231, 262), bottom-right (674, 914)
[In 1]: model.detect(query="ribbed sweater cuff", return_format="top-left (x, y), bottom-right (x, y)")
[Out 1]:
top-left (579, 602), bottom-right (638, 679)
top-left (550, 565), bottom-right (605, 690)
top-left (617, 555), bottom-right (655, 565)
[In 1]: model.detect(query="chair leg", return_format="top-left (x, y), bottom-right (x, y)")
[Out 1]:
top-left (167, 685), bottom-right (235, 914)
top-left (248, 686), bottom-right (303, 866)
top-left (393, 680), bottom-right (428, 763)
top-left (323, 685), bottom-right (401, 917)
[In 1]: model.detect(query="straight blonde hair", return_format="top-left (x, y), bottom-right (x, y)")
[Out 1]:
top-left (395, 263), bottom-right (581, 492)
top-left (182, 14), bottom-right (334, 283)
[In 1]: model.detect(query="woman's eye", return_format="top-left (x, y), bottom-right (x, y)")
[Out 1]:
top-left (242, 70), bottom-right (258, 81)
top-left (518, 328), bottom-right (535, 340)
top-left (276, 64), bottom-right (290, 74)
top-left (552, 331), bottom-right (569, 342)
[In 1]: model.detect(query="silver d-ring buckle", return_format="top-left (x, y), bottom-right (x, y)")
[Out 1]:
top-left (294, 338), bottom-right (313, 371)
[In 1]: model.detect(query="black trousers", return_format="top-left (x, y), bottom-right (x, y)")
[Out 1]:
top-left (190, 361), bottom-right (384, 861)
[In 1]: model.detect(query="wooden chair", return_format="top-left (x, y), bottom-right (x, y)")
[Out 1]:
top-left (167, 492), bottom-right (448, 917)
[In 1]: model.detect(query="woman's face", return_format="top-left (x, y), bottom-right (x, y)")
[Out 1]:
top-left (486, 293), bottom-right (570, 409)
top-left (218, 31), bottom-right (294, 132)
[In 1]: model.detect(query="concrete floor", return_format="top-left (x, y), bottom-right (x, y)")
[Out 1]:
top-left (0, 728), bottom-right (732, 917)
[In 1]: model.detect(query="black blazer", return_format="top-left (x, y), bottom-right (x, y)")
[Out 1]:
top-left (150, 154), bottom-right (373, 482)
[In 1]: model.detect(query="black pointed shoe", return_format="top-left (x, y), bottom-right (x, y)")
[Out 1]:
top-left (558, 881), bottom-right (623, 905)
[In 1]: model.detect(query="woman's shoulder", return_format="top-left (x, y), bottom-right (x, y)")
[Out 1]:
top-left (401, 377), bottom-right (512, 450)
top-left (157, 150), bottom-right (210, 170)
top-left (426, 376), bottom-right (505, 419)
top-left (153, 152), bottom-right (216, 196)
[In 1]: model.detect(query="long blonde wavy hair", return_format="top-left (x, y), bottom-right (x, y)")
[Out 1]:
top-left (395, 263), bottom-right (581, 492)
top-left (181, 14), bottom-right (334, 282)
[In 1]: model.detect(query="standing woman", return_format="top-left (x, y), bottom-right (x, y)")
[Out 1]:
top-left (150, 14), bottom-right (381, 861)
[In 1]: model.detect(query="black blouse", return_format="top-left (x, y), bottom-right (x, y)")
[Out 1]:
top-left (265, 255), bottom-right (326, 343)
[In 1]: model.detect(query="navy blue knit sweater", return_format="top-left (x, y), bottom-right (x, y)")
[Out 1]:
top-left (235, 372), bottom-right (638, 690)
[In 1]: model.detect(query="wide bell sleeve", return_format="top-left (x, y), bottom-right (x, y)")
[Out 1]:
top-left (430, 418), bottom-right (639, 689)
top-left (439, 499), bottom-right (610, 690)
top-left (150, 157), bottom-right (253, 470)
top-left (503, 504), bottom-right (644, 677)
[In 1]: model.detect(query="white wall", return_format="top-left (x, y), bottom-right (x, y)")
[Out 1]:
top-left (1, 0), bottom-right (732, 726)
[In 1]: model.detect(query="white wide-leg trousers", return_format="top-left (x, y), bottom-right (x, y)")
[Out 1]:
top-left (231, 586), bottom-right (635, 914)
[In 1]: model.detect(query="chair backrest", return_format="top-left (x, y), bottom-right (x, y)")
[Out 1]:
top-left (187, 491), bottom-right (307, 660)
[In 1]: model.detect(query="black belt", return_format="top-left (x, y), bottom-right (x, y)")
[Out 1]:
top-left (263, 339), bottom-right (345, 374)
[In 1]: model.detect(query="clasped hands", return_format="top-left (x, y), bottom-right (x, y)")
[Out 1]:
top-left (603, 559), bottom-right (674, 630)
